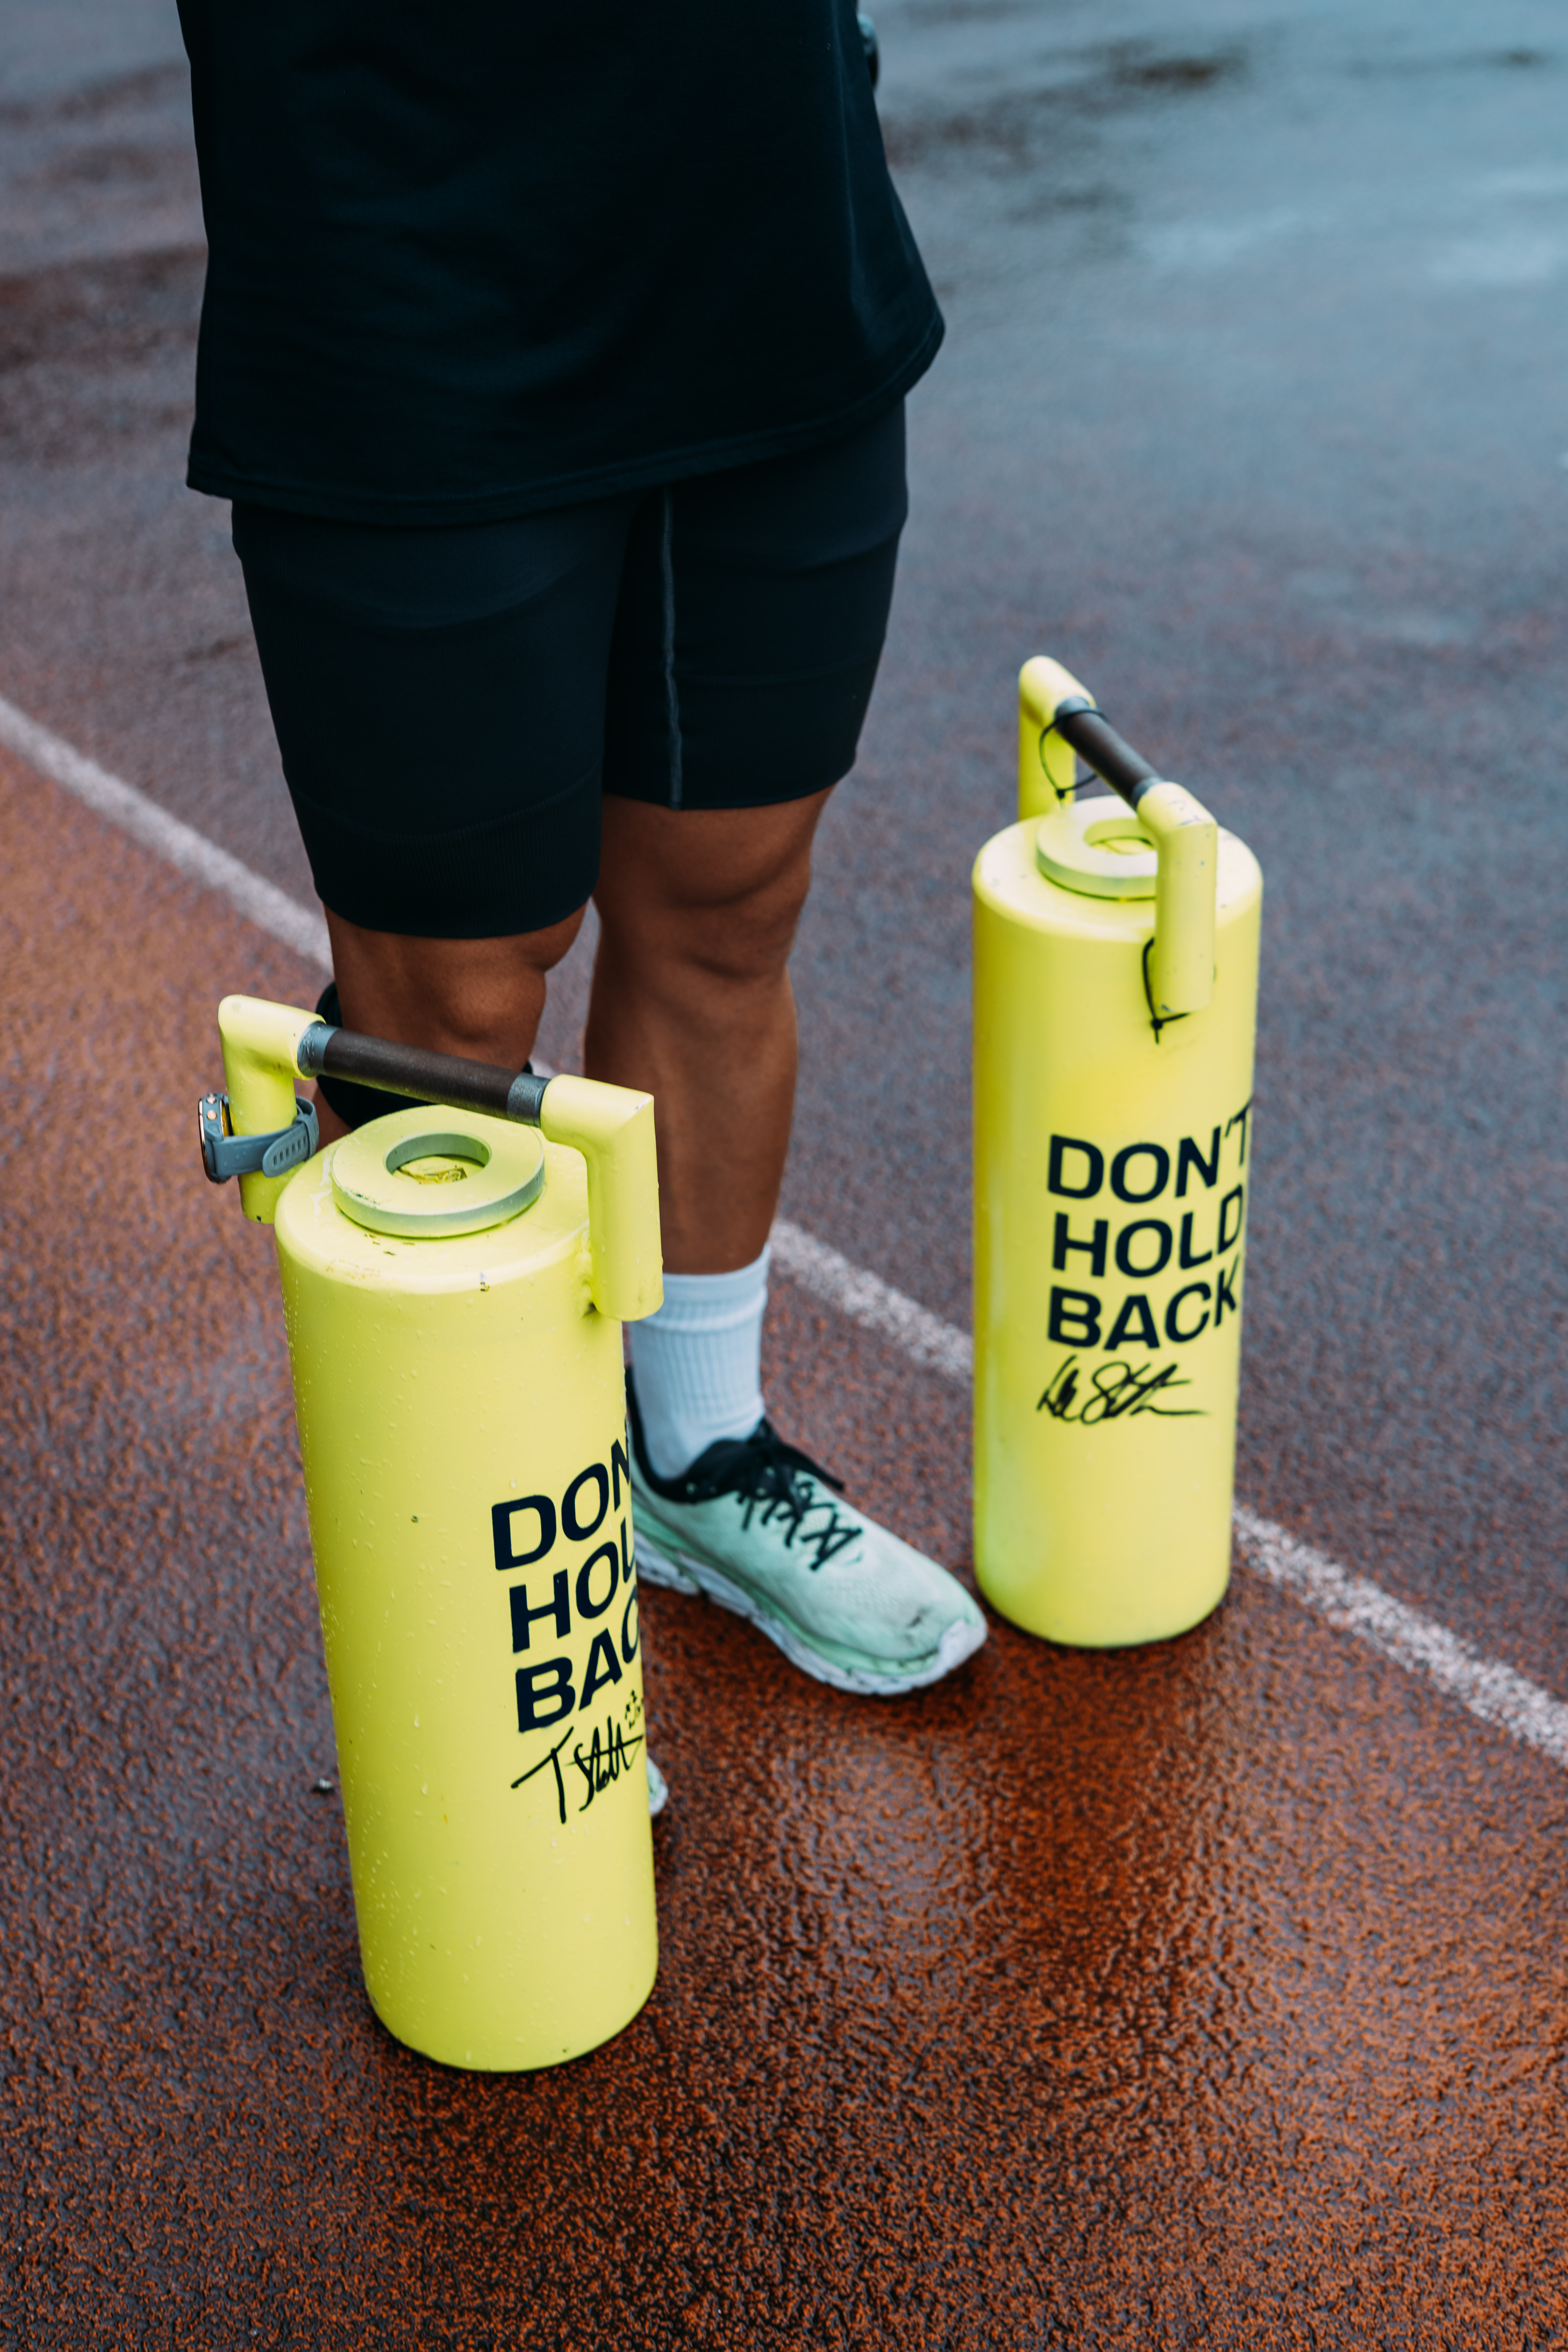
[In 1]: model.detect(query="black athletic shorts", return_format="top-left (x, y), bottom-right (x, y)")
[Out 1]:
top-left (233, 402), bottom-right (907, 939)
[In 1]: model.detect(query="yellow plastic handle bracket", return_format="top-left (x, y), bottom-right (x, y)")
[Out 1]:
top-left (1017, 661), bottom-right (1218, 1018)
top-left (218, 994), bottom-right (321, 1224)
top-left (1137, 782), bottom-right (1217, 1018)
top-left (540, 1075), bottom-right (664, 1324)
top-left (216, 996), bottom-right (664, 1306)
top-left (1018, 654), bottom-right (1096, 819)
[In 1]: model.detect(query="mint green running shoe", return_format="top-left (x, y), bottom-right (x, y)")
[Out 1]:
top-left (627, 1378), bottom-right (987, 1696)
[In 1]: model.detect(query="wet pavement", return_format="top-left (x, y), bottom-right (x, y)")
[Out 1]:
top-left (6, 0), bottom-right (1568, 2341)
top-left (7, 737), bottom-right (1568, 2343)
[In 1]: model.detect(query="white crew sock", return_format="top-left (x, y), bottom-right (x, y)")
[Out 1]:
top-left (627, 1247), bottom-right (770, 1479)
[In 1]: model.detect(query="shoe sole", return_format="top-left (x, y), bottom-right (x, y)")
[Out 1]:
top-left (633, 1525), bottom-right (987, 1697)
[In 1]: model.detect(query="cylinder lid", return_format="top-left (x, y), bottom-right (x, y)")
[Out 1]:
top-left (1035, 794), bottom-right (1159, 899)
top-left (329, 1106), bottom-right (545, 1237)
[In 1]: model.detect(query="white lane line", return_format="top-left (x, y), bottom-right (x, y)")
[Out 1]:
top-left (1233, 1508), bottom-right (1568, 1767)
top-left (776, 1193), bottom-right (1568, 1770)
top-left (769, 1217), bottom-right (974, 1381)
top-left (0, 692), bottom-right (332, 970)
top-left (8, 694), bottom-right (1566, 1768)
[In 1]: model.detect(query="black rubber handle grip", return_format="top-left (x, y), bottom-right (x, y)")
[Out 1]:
top-left (297, 1022), bottom-right (549, 1124)
top-left (1050, 698), bottom-right (1161, 809)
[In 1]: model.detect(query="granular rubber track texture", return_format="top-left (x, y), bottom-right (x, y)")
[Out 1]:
top-left (3, 746), bottom-right (1568, 2347)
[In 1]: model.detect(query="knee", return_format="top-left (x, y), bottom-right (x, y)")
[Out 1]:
top-left (595, 794), bottom-right (828, 991)
top-left (327, 902), bottom-right (587, 1062)
top-left (607, 861), bottom-right (811, 992)
top-left (435, 908), bottom-right (589, 1042)
top-left (513, 904), bottom-right (590, 980)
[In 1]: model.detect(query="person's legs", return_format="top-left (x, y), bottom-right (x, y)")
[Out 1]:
top-left (586, 791), bottom-right (829, 1273)
top-left (584, 411), bottom-right (987, 1691)
top-left (598, 403), bottom-right (908, 1480)
top-left (237, 407), bottom-right (985, 1694)
top-left (599, 791), bottom-right (988, 1691)
top-left (587, 789), bottom-right (825, 1485)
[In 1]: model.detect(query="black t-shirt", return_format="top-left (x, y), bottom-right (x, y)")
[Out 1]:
top-left (177, 0), bottom-right (943, 523)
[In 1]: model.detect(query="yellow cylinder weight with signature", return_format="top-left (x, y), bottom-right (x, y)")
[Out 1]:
top-left (972, 663), bottom-right (1263, 1646)
top-left (218, 998), bottom-right (662, 2070)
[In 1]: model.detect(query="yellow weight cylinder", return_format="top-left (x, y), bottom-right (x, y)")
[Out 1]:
top-left (973, 665), bottom-right (1263, 1647)
top-left (266, 1091), bottom-right (659, 2069)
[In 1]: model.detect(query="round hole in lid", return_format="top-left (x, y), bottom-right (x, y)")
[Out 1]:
top-left (1036, 796), bottom-right (1159, 899)
top-left (331, 1110), bottom-right (544, 1236)
top-left (385, 1130), bottom-right (491, 1186)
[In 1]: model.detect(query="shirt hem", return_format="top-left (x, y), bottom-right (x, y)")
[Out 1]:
top-left (188, 317), bottom-right (943, 525)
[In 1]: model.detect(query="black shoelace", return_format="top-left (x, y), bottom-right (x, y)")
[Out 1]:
top-left (628, 1379), bottom-right (862, 1575)
top-left (690, 1423), bottom-right (861, 1574)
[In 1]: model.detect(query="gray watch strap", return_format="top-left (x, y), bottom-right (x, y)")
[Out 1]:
top-left (198, 1093), bottom-right (320, 1183)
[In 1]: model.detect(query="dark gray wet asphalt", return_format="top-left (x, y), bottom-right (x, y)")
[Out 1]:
top-left (5, 3), bottom-right (1568, 2339)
